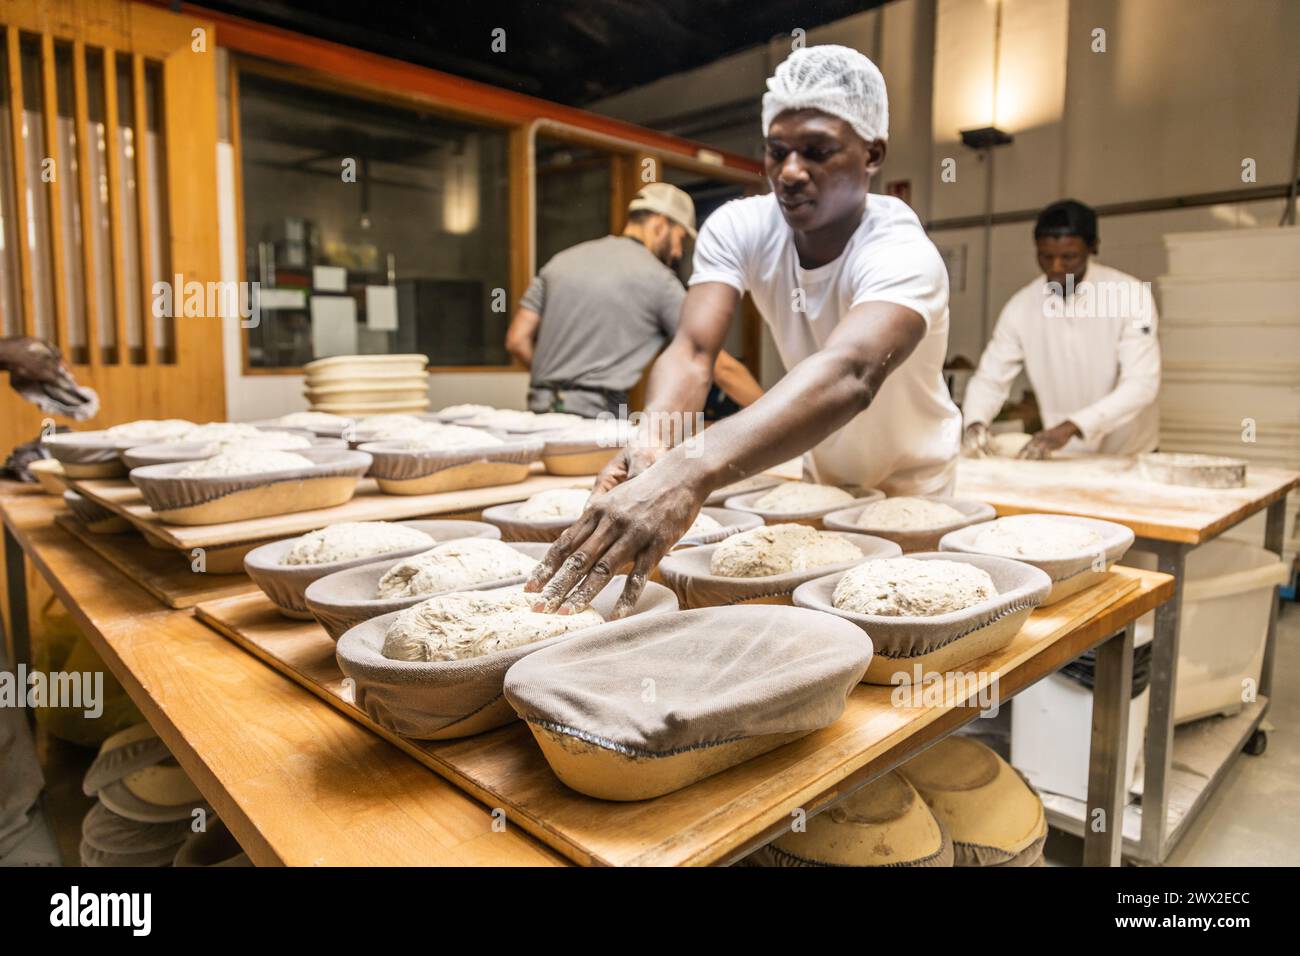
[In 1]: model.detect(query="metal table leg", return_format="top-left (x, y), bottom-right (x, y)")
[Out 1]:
top-left (1084, 621), bottom-right (1135, 866)
top-left (1259, 498), bottom-right (1286, 699)
top-left (1138, 537), bottom-right (1187, 863)
top-left (3, 523), bottom-right (29, 673)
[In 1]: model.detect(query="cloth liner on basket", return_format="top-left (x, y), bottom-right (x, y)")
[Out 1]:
top-left (81, 800), bottom-right (193, 855)
top-left (98, 761), bottom-right (211, 824)
top-left (173, 815), bottom-right (252, 867)
top-left (657, 531), bottom-right (900, 608)
top-left (335, 577), bottom-right (678, 741)
top-left (121, 435), bottom-right (344, 470)
top-left (897, 736), bottom-right (1047, 867)
top-left (673, 507), bottom-right (765, 548)
top-left (502, 604), bottom-right (873, 801)
top-left (939, 513), bottom-right (1134, 606)
top-left (725, 485), bottom-right (885, 528)
top-left (703, 473), bottom-right (785, 508)
top-left (793, 552), bottom-right (1053, 685)
top-left (358, 436), bottom-right (542, 493)
top-left (82, 724), bottom-right (172, 797)
top-left (746, 770), bottom-right (954, 867)
top-left (305, 542), bottom-right (552, 640)
top-left (823, 496), bottom-right (996, 552)
top-left (130, 447), bottom-right (371, 524)
top-left (80, 838), bottom-right (181, 867)
top-left (62, 489), bottom-right (129, 532)
top-left (481, 495), bottom-right (591, 542)
top-left (41, 431), bottom-right (152, 478)
top-left (244, 518), bottom-right (501, 620)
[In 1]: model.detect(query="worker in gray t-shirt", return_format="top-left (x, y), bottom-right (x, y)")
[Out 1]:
top-left (506, 183), bottom-right (761, 418)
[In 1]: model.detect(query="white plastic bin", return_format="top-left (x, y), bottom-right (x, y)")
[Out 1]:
top-left (1125, 539), bottom-right (1288, 724)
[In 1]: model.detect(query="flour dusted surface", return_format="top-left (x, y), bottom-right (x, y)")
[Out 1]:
top-left (856, 497), bottom-right (965, 531)
top-left (516, 488), bottom-right (591, 521)
top-left (376, 539), bottom-right (538, 598)
top-left (281, 521), bottom-right (434, 566)
top-left (752, 482), bottom-right (855, 513)
top-left (710, 523), bottom-right (862, 577)
top-left (833, 558), bottom-right (996, 617)
top-left (970, 516), bottom-right (1102, 560)
top-left (176, 448), bottom-right (314, 477)
top-left (382, 588), bottom-right (603, 662)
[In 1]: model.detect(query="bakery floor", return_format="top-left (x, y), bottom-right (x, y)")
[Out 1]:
top-left (1038, 599), bottom-right (1300, 866)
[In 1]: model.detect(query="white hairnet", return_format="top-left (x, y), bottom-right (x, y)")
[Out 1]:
top-left (761, 44), bottom-right (889, 143)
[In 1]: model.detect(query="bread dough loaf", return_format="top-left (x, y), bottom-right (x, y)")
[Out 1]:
top-left (465, 409), bottom-right (584, 432)
top-left (104, 419), bottom-right (195, 442)
top-left (970, 516), bottom-right (1102, 560)
top-left (162, 422), bottom-right (264, 445)
top-left (990, 432), bottom-right (1034, 457)
top-left (752, 482), bottom-right (855, 513)
top-left (390, 424), bottom-right (502, 448)
top-left (376, 539), bottom-right (538, 598)
top-left (281, 521), bottom-right (434, 566)
top-left (856, 497), bottom-right (965, 531)
top-left (685, 512), bottom-right (722, 536)
top-left (382, 588), bottom-right (603, 662)
top-left (710, 523), bottom-right (862, 578)
top-left (516, 488), bottom-right (591, 521)
top-left (833, 557), bottom-right (996, 617)
top-left (222, 432), bottom-right (314, 452)
top-left (436, 403), bottom-right (495, 419)
top-left (176, 448), bottom-right (314, 477)
top-left (274, 411), bottom-right (351, 429)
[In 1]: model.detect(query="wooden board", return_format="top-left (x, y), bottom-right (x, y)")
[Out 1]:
top-left (67, 469), bottom-right (592, 549)
top-left (956, 456), bottom-right (1298, 544)
top-left (1, 493), bottom-right (565, 867)
top-left (194, 568), bottom-right (1173, 867)
top-left (54, 514), bottom-right (258, 609)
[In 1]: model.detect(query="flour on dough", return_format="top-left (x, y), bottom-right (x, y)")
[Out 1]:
top-left (376, 539), bottom-right (538, 598)
top-left (515, 488), bottom-right (591, 521)
top-left (104, 419), bottom-right (195, 442)
top-left (382, 588), bottom-right (603, 662)
top-left (833, 557), bottom-right (996, 617)
top-left (990, 432), bottom-right (1033, 457)
top-left (969, 515), bottom-right (1102, 560)
top-left (281, 521), bottom-right (434, 566)
top-left (856, 497), bottom-right (965, 531)
top-left (684, 512), bottom-right (722, 537)
top-left (176, 448), bottom-right (313, 477)
top-left (274, 411), bottom-right (352, 429)
top-left (379, 423), bottom-right (503, 448)
top-left (710, 523), bottom-right (862, 577)
top-left (751, 482), bottom-right (855, 513)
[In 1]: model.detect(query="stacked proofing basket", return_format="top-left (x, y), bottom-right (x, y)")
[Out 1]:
top-left (303, 354), bottom-right (430, 416)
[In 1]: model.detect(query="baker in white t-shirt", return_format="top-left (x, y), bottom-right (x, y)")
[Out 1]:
top-left (526, 44), bottom-right (962, 616)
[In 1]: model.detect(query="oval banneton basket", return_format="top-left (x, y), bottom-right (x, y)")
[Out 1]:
top-left (793, 551), bottom-right (1052, 686)
top-left (334, 576), bottom-right (679, 741)
top-left (502, 604), bottom-right (873, 801)
top-left (63, 490), bottom-right (131, 534)
top-left (358, 437), bottom-right (543, 495)
top-left (538, 434), bottom-right (622, 477)
top-left (672, 507), bottom-right (765, 549)
top-left (658, 531), bottom-right (901, 609)
top-left (305, 541), bottom-right (550, 639)
top-left (480, 496), bottom-right (587, 542)
top-left (725, 484), bottom-right (885, 529)
top-left (823, 496), bottom-right (997, 553)
top-left (703, 473), bottom-right (785, 508)
top-left (129, 447), bottom-right (372, 526)
top-left (121, 435), bottom-right (344, 470)
top-left (938, 513), bottom-right (1135, 606)
top-left (1138, 451), bottom-right (1247, 489)
top-left (244, 518), bottom-right (503, 620)
top-left (42, 431), bottom-right (141, 479)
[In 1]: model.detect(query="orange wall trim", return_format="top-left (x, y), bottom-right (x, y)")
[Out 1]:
top-left (163, 1), bottom-right (762, 176)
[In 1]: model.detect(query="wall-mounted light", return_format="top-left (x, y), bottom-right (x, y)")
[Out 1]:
top-left (959, 126), bottom-right (1014, 150)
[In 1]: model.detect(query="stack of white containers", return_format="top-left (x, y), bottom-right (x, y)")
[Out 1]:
top-left (303, 353), bottom-right (431, 417)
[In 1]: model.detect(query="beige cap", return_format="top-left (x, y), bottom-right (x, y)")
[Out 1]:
top-left (627, 182), bottom-right (697, 239)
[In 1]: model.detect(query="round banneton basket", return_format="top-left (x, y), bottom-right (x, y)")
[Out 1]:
top-left (725, 484), bottom-right (885, 529)
top-left (658, 531), bottom-right (901, 609)
top-left (334, 577), bottom-right (679, 741)
top-left (1138, 451), bottom-right (1247, 489)
top-left (938, 513), bottom-right (1134, 606)
top-left (703, 473), bottom-right (785, 507)
top-left (304, 542), bottom-right (550, 639)
top-left (129, 447), bottom-right (372, 525)
top-left (502, 604), bottom-right (873, 801)
top-left (244, 518), bottom-right (502, 620)
top-left (823, 496), bottom-right (996, 553)
top-left (793, 551), bottom-right (1053, 685)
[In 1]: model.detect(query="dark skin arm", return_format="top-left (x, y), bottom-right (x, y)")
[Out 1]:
top-left (1020, 420), bottom-right (1081, 459)
top-left (525, 280), bottom-right (928, 617)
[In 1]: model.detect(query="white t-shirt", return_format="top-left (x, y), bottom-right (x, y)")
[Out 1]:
top-left (690, 193), bottom-right (962, 495)
top-left (962, 262), bottom-right (1161, 456)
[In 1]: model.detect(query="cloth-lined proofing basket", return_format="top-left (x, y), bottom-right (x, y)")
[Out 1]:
top-left (27, 458), bottom-right (67, 495)
top-left (172, 815), bottom-right (252, 867)
top-left (97, 761), bottom-right (210, 824)
top-left (121, 435), bottom-right (343, 470)
top-left (79, 837), bottom-right (181, 868)
top-left (897, 736), bottom-right (1047, 866)
top-left (358, 437), bottom-right (542, 494)
top-left (503, 605), bottom-right (873, 801)
top-left (939, 513), bottom-right (1135, 606)
top-left (673, 507), bottom-right (765, 548)
top-left (129, 447), bottom-right (372, 525)
top-left (335, 577), bottom-right (678, 740)
top-left (80, 800), bottom-right (193, 855)
top-left (823, 496), bottom-right (997, 552)
top-left (747, 771), bottom-right (954, 867)
top-left (82, 723), bottom-right (172, 796)
top-left (725, 485), bottom-right (885, 528)
top-left (306, 542), bottom-right (551, 639)
top-left (658, 531), bottom-right (901, 609)
top-left (793, 552), bottom-right (1052, 685)
top-left (63, 489), bottom-right (131, 534)
top-left (703, 473), bottom-right (784, 507)
top-left (244, 518), bottom-right (502, 620)
top-left (481, 493), bottom-right (593, 542)
top-left (42, 430), bottom-right (138, 478)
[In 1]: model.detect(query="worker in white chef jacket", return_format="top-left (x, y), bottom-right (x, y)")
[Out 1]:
top-left (961, 199), bottom-right (1161, 460)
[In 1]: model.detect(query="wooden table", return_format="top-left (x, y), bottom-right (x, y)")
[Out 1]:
top-left (957, 456), bottom-right (1298, 863)
top-left (0, 492), bottom-right (564, 866)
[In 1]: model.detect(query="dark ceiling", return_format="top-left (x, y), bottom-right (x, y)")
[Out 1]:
top-left (200, 0), bottom-right (884, 106)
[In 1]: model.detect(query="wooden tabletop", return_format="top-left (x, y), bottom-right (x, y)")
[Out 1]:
top-left (0, 493), bottom-right (567, 867)
top-left (955, 456), bottom-right (1298, 544)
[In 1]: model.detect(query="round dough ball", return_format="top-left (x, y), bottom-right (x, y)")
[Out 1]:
top-left (832, 557), bottom-right (996, 617)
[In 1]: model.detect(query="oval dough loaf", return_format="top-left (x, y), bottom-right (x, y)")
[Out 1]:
top-left (376, 539), bottom-right (538, 598)
top-left (751, 482), bottom-right (855, 513)
top-left (710, 523), bottom-right (862, 577)
top-left (833, 557), bottom-right (996, 617)
top-left (856, 497), bottom-right (965, 530)
top-left (281, 521), bottom-right (435, 566)
top-left (970, 516), bottom-right (1102, 560)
